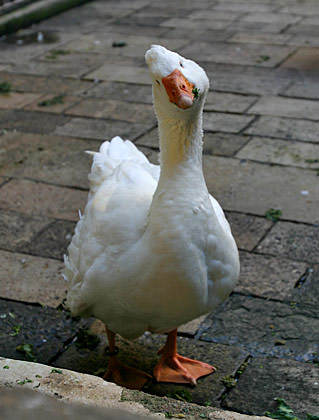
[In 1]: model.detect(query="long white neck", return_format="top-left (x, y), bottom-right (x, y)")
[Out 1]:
top-left (155, 112), bottom-right (206, 194)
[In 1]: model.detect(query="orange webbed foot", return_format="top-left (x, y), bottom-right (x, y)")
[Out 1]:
top-left (103, 357), bottom-right (151, 390)
top-left (153, 352), bottom-right (215, 385)
top-left (153, 329), bottom-right (215, 385)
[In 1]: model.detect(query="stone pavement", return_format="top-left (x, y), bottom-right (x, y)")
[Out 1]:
top-left (0, 0), bottom-right (318, 418)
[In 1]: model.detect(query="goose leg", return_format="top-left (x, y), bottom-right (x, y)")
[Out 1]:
top-left (153, 329), bottom-right (215, 385)
top-left (103, 326), bottom-right (151, 390)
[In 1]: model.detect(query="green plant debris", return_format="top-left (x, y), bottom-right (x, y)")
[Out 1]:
top-left (3, 365), bottom-right (9, 369)
top-left (237, 361), bottom-right (249, 375)
top-left (8, 312), bottom-right (15, 318)
top-left (192, 87), bottom-right (200, 99)
top-left (305, 159), bottom-right (319, 164)
top-left (75, 328), bottom-right (100, 350)
top-left (38, 95), bottom-right (64, 107)
top-left (51, 368), bottom-right (63, 374)
top-left (35, 374), bottom-right (42, 378)
top-left (257, 55), bottom-right (271, 63)
top-left (265, 208), bottom-right (282, 222)
top-left (16, 343), bottom-right (37, 362)
top-left (0, 82), bottom-right (11, 94)
top-left (17, 378), bottom-right (33, 385)
top-left (11, 325), bottom-right (21, 336)
top-left (221, 375), bottom-right (237, 389)
top-left (204, 401), bottom-right (211, 406)
top-left (112, 41), bottom-right (127, 47)
top-left (46, 49), bottom-right (71, 60)
top-left (165, 412), bottom-right (173, 418)
top-left (265, 398), bottom-right (319, 420)
top-left (199, 414), bottom-right (207, 419)
top-left (167, 389), bottom-right (192, 403)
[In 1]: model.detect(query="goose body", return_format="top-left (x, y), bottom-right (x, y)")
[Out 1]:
top-left (65, 45), bottom-right (240, 387)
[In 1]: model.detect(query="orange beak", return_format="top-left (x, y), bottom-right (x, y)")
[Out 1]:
top-left (162, 69), bottom-right (195, 109)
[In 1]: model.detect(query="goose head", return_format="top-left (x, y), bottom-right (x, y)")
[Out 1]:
top-left (145, 45), bottom-right (209, 121)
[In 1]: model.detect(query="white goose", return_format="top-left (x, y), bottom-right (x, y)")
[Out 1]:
top-left (65, 45), bottom-right (240, 390)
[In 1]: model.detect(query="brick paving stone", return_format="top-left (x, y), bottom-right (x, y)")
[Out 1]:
top-left (0, 179), bottom-right (87, 221)
top-left (236, 251), bottom-right (307, 300)
top-left (248, 96), bottom-right (319, 120)
top-left (256, 221), bottom-right (319, 264)
top-left (0, 72), bottom-right (93, 95)
top-left (84, 81), bottom-right (153, 104)
top-left (203, 113), bottom-right (254, 133)
top-left (203, 133), bottom-right (250, 157)
top-left (181, 42), bottom-right (294, 67)
top-left (54, 331), bottom-right (249, 407)
top-left (283, 77), bottom-right (319, 100)
top-left (241, 12), bottom-right (301, 26)
top-left (161, 18), bottom-right (232, 31)
top-left (85, 64), bottom-right (151, 85)
top-left (190, 9), bottom-right (244, 21)
top-left (136, 130), bottom-right (249, 157)
top-left (212, 2), bottom-right (277, 13)
top-left (18, 219), bottom-right (76, 261)
top-left (281, 47), bottom-right (319, 71)
top-left (229, 21), bottom-right (292, 34)
top-left (96, 23), bottom-right (168, 37)
top-left (0, 298), bottom-right (90, 364)
top-left (163, 28), bottom-right (233, 43)
top-left (285, 22), bottom-right (319, 37)
top-left (200, 294), bottom-right (319, 362)
top-left (0, 209), bottom-right (50, 252)
top-left (66, 98), bottom-right (156, 124)
top-left (0, 92), bottom-right (42, 110)
top-left (236, 137), bottom-right (319, 169)
top-left (25, 95), bottom-right (81, 113)
top-left (229, 32), bottom-right (292, 45)
top-left (0, 131), bottom-right (100, 188)
top-left (288, 34), bottom-right (319, 48)
top-left (203, 156), bottom-right (319, 224)
top-left (245, 116), bottom-right (319, 143)
top-left (222, 357), bottom-right (319, 418)
top-left (0, 250), bottom-right (65, 308)
top-left (9, 55), bottom-right (105, 79)
top-left (294, 264), bottom-right (319, 306)
top-left (205, 92), bottom-right (257, 113)
top-left (225, 212), bottom-right (273, 252)
top-left (0, 110), bottom-right (70, 134)
top-left (63, 33), bottom-right (187, 59)
top-left (207, 65), bottom-right (291, 95)
top-left (55, 117), bottom-right (154, 141)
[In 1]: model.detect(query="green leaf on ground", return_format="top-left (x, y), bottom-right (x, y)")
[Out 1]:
top-left (38, 95), bottom-right (64, 107)
top-left (0, 82), bottom-right (11, 94)
top-left (16, 343), bottom-right (37, 362)
top-left (46, 49), bottom-right (71, 60)
top-left (51, 368), bottom-right (63, 374)
top-left (266, 398), bottom-right (319, 420)
top-left (11, 325), bottom-right (21, 336)
top-left (17, 378), bottom-right (33, 385)
top-left (265, 208), bottom-right (282, 222)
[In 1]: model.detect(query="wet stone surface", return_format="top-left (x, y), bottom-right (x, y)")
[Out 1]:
top-left (199, 294), bottom-right (319, 363)
top-left (18, 219), bottom-right (76, 261)
top-left (0, 298), bottom-right (91, 365)
top-left (54, 330), bottom-right (249, 407)
top-left (222, 357), bottom-right (319, 418)
top-left (257, 221), bottom-right (319, 264)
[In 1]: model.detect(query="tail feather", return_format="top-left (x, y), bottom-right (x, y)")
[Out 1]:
top-left (88, 136), bottom-right (151, 191)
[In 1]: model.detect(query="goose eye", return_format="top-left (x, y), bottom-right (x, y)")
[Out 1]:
top-left (180, 62), bottom-right (184, 68)
top-left (156, 80), bottom-right (160, 85)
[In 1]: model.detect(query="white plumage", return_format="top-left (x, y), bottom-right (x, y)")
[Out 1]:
top-left (65, 45), bottom-right (239, 344)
